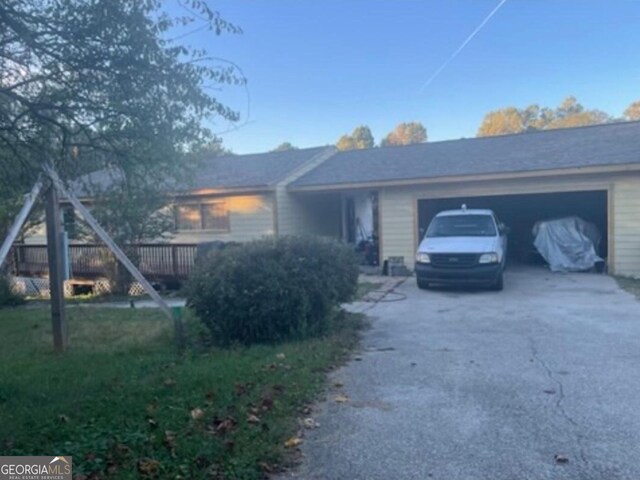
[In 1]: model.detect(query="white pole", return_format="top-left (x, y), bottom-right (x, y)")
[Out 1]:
top-left (0, 180), bottom-right (43, 269)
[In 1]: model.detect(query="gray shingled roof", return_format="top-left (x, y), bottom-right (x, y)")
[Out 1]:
top-left (292, 121), bottom-right (640, 188)
top-left (71, 146), bottom-right (331, 197)
top-left (189, 146), bottom-right (330, 191)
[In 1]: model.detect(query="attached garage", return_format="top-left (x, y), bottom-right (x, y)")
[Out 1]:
top-left (417, 190), bottom-right (608, 265)
top-left (291, 121), bottom-right (640, 278)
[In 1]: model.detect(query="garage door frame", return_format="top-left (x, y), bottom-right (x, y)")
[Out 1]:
top-left (411, 181), bottom-right (615, 271)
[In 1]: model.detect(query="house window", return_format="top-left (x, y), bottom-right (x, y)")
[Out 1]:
top-left (176, 205), bottom-right (201, 231)
top-left (202, 201), bottom-right (230, 231)
top-left (175, 201), bottom-right (230, 232)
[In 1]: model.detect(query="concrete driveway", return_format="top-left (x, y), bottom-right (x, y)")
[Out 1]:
top-left (282, 267), bottom-right (640, 480)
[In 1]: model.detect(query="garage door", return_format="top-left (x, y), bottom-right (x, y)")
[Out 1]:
top-left (417, 190), bottom-right (608, 264)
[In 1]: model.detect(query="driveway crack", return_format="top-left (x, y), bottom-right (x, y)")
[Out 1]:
top-left (528, 337), bottom-right (589, 466)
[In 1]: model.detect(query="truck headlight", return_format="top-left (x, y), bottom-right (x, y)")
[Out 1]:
top-left (416, 252), bottom-right (431, 264)
top-left (478, 253), bottom-right (499, 264)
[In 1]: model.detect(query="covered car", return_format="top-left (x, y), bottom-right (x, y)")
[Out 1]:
top-left (532, 216), bottom-right (603, 272)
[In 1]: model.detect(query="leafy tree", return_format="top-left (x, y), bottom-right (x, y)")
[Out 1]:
top-left (545, 96), bottom-right (610, 129)
top-left (0, 0), bottom-right (244, 246)
top-left (272, 142), bottom-right (298, 152)
top-left (336, 125), bottom-right (375, 151)
top-left (381, 122), bottom-right (427, 147)
top-left (190, 137), bottom-right (232, 160)
top-left (624, 101), bottom-right (640, 121)
top-left (477, 96), bottom-right (612, 137)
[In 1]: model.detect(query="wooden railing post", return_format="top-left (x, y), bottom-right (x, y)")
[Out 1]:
top-left (171, 245), bottom-right (178, 277)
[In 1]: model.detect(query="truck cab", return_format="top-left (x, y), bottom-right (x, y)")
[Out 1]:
top-left (415, 206), bottom-right (507, 291)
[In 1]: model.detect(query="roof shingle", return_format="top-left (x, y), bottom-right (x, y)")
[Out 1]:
top-left (292, 121), bottom-right (640, 188)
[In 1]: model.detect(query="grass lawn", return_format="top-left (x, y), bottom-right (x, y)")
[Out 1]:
top-left (0, 306), bottom-right (364, 479)
top-left (616, 276), bottom-right (640, 299)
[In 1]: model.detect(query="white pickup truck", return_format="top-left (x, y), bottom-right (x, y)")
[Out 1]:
top-left (415, 207), bottom-right (508, 291)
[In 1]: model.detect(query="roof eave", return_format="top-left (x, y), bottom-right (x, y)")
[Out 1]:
top-left (288, 162), bottom-right (640, 192)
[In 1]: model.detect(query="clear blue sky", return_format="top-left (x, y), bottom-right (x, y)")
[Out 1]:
top-left (173, 1), bottom-right (640, 154)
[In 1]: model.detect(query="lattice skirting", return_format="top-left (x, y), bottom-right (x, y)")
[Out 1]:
top-left (9, 276), bottom-right (147, 298)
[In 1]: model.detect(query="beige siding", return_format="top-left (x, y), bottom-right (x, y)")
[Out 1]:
top-left (379, 172), bottom-right (640, 277)
top-left (276, 148), bottom-right (338, 236)
top-left (612, 180), bottom-right (640, 277)
top-left (172, 193), bottom-right (275, 243)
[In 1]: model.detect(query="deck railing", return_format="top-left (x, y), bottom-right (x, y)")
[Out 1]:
top-left (9, 243), bottom-right (198, 280)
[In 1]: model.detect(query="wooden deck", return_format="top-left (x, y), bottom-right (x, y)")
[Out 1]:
top-left (8, 243), bottom-right (198, 281)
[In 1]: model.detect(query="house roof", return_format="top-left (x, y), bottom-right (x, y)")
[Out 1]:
top-left (71, 146), bottom-right (332, 198)
top-left (187, 146), bottom-right (331, 192)
top-left (291, 121), bottom-right (640, 189)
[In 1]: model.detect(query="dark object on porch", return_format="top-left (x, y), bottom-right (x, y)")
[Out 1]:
top-left (355, 238), bottom-right (379, 266)
top-left (195, 241), bottom-right (240, 261)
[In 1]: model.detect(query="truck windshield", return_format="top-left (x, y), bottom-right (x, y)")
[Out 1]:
top-left (426, 215), bottom-right (497, 238)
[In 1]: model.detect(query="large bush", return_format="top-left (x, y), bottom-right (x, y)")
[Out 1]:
top-left (186, 236), bottom-right (359, 346)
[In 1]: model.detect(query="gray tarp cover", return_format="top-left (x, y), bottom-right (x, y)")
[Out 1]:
top-left (532, 216), bottom-right (603, 272)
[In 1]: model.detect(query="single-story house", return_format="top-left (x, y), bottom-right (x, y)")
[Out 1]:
top-left (19, 120), bottom-right (640, 278)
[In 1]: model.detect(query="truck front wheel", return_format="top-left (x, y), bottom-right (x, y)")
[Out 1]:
top-left (491, 271), bottom-right (504, 291)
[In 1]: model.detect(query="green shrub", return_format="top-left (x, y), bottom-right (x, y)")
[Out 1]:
top-left (186, 236), bottom-right (359, 346)
top-left (0, 275), bottom-right (25, 307)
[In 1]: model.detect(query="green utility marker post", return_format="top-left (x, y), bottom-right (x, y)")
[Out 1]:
top-left (172, 306), bottom-right (186, 352)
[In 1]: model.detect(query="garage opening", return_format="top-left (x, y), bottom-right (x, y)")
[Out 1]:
top-left (417, 190), bottom-right (608, 265)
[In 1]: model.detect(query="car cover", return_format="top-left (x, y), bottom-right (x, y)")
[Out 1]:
top-left (532, 216), bottom-right (603, 272)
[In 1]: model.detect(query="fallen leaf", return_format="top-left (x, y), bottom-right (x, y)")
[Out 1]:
top-left (190, 408), bottom-right (205, 421)
top-left (163, 378), bottom-right (176, 388)
top-left (276, 353), bottom-right (286, 360)
top-left (111, 443), bottom-right (131, 459)
top-left (260, 396), bottom-right (274, 411)
top-left (303, 417), bottom-right (319, 429)
top-left (216, 416), bottom-right (237, 434)
top-left (284, 437), bottom-right (303, 449)
top-left (259, 461), bottom-right (276, 473)
top-left (334, 394), bottom-right (349, 403)
top-left (137, 458), bottom-right (160, 477)
top-left (247, 414), bottom-right (261, 424)
top-left (163, 431), bottom-right (177, 454)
